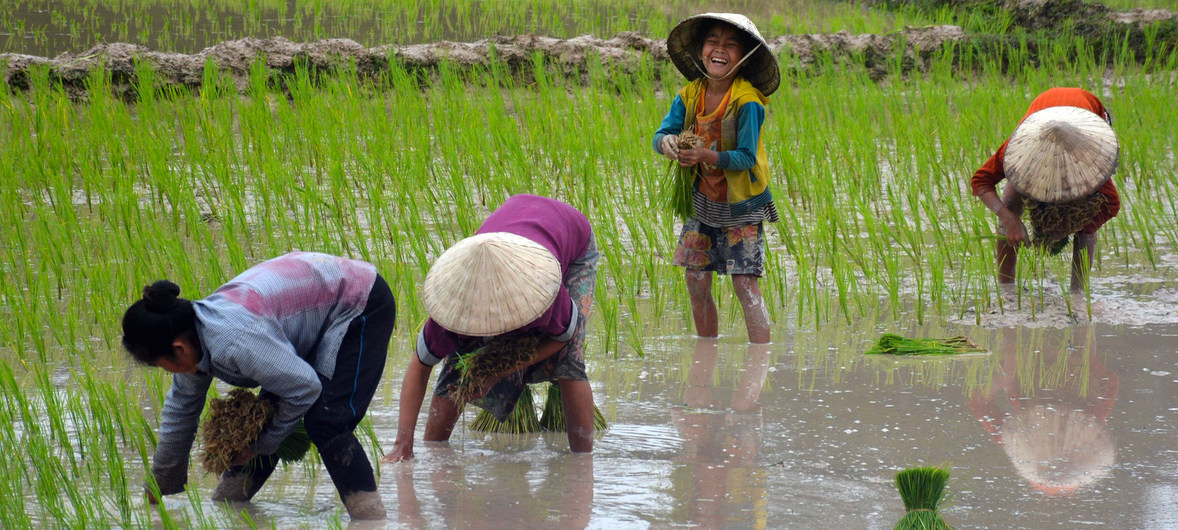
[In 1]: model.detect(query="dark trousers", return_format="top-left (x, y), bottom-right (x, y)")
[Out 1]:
top-left (231, 275), bottom-right (395, 500)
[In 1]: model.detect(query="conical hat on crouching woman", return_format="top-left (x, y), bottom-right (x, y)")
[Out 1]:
top-left (1004, 106), bottom-right (1119, 203)
top-left (422, 232), bottom-right (562, 337)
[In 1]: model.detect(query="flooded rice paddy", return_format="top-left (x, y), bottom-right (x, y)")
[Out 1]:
top-left (132, 315), bottom-right (1178, 528)
top-left (68, 265), bottom-right (1176, 529)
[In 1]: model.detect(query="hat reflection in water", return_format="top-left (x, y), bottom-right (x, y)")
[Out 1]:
top-left (969, 327), bottom-right (1119, 496)
top-left (1002, 405), bottom-right (1115, 495)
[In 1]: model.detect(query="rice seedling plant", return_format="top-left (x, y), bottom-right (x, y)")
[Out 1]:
top-left (893, 466), bottom-right (952, 530)
top-left (538, 382), bottom-right (609, 432)
top-left (468, 388), bottom-right (541, 434)
top-left (864, 334), bottom-right (986, 356)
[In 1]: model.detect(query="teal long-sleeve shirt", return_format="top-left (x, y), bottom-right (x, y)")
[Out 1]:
top-left (652, 94), bottom-right (766, 171)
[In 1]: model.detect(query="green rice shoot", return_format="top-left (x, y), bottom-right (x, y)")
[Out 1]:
top-left (538, 382), bottom-right (608, 432)
top-left (468, 388), bottom-right (541, 433)
top-left (662, 131), bottom-right (704, 220)
top-left (865, 334), bottom-right (986, 356)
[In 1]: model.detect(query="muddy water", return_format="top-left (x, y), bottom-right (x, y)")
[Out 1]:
top-left (139, 316), bottom-right (1178, 528)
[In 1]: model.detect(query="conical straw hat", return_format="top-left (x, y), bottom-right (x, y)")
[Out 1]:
top-left (422, 232), bottom-right (562, 337)
top-left (1004, 106), bottom-right (1119, 203)
top-left (1001, 405), bottom-right (1115, 495)
top-left (666, 13), bottom-right (780, 96)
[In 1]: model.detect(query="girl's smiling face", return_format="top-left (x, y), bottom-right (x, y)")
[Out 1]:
top-left (699, 24), bottom-right (746, 79)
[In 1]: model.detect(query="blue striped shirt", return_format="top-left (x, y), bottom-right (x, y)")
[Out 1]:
top-left (151, 252), bottom-right (376, 494)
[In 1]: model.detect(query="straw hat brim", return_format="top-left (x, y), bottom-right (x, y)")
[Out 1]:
top-left (422, 232), bottom-right (562, 337)
top-left (666, 13), bottom-right (780, 97)
top-left (1001, 405), bottom-right (1115, 491)
top-left (1004, 106), bottom-right (1119, 203)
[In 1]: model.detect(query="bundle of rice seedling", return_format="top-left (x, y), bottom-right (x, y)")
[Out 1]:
top-left (1023, 194), bottom-right (1107, 255)
top-left (450, 334), bottom-right (541, 407)
top-left (893, 466), bottom-right (952, 530)
top-left (273, 422), bottom-right (312, 463)
top-left (538, 383), bottom-right (608, 432)
top-left (662, 131), bottom-right (705, 219)
top-left (200, 388), bottom-right (312, 474)
top-left (468, 388), bottom-right (542, 433)
top-left (864, 334), bottom-right (986, 356)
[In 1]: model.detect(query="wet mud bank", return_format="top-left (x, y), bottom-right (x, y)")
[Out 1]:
top-left (1, 28), bottom-right (970, 100)
top-left (1, 0), bottom-right (1174, 100)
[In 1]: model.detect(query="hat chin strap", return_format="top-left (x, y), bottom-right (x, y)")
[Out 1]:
top-left (694, 43), bottom-right (762, 82)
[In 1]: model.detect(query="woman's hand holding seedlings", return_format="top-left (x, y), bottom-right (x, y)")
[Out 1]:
top-left (229, 447), bottom-right (256, 467)
top-left (1003, 216), bottom-right (1030, 247)
top-left (659, 135), bottom-right (680, 161)
top-left (676, 146), bottom-right (716, 168)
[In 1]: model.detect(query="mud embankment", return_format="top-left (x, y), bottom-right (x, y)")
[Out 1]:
top-left (1, 0), bottom-right (1173, 100)
top-left (0, 28), bottom-right (971, 100)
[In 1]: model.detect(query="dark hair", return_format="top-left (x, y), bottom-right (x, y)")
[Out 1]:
top-left (121, 280), bottom-right (197, 365)
top-left (694, 20), bottom-right (757, 59)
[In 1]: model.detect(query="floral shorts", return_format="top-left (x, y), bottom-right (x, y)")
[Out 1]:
top-left (434, 235), bottom-right (599, 422)
top-left (672, 219), bottom-right (765, 276)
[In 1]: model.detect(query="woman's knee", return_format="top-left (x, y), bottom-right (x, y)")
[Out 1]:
top-left (731, 275), bottom-right (763, 300)
top-left (685, 270), bottom-right (712, 295)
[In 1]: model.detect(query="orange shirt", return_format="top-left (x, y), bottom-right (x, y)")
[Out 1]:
top-left (693, 86), bottom-right (733, 203)
top-left (971, 88), bottom-right (1120, 233)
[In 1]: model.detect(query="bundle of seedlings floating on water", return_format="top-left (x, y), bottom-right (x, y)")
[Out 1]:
top-left (200, 388), bottom-right (312, 474)
top-left (663, 131), bottom-right (705, 219)
top-left (538, 382), bottom-right (608, 432)
top-left (864, 334), bottom-right (986, 356)
top-left (1023, 194), bottom-right (1108, 255)
top-left (893, 466), bottom-right (953, 530)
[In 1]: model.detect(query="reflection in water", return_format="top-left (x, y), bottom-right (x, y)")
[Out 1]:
top-left (671, 339), bottom-right (772, 528)
top-left (969, 326), bottom-right (1119, 496)
top-left (393, 446), bottom-right (594, 528)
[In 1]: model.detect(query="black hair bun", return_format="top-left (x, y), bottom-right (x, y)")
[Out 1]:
top-left (142, 280), bottom-right (182, 312)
